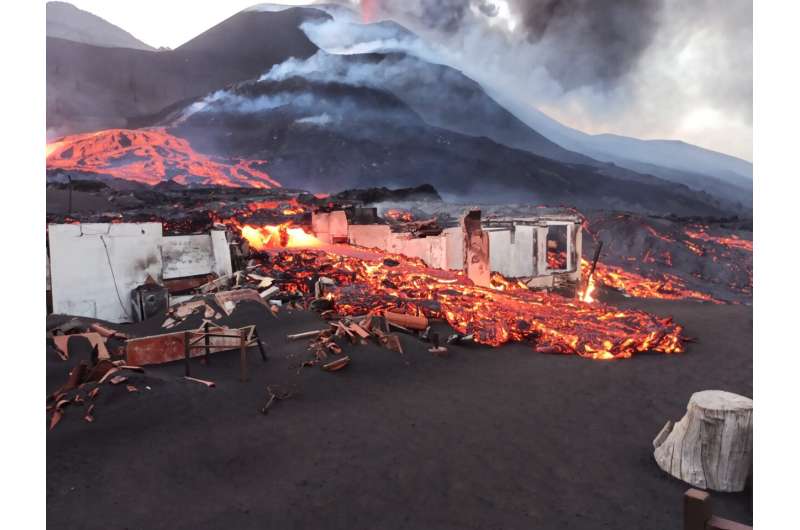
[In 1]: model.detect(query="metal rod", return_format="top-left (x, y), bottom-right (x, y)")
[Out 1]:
top-left (589, 240), bottom-right (603, 278)
top-left (254, 328), bottom-right (268, 362)
top-left (183, 331), bottom-right (191, 377)
top-left (239, 328), bottom-right (249, 382)
top-left (203, 322), bottom-right (210, 364)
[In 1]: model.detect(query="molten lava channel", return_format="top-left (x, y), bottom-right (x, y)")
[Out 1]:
top-left (247, 244), bottom-right (684, 360)
top-left (46, 128), bottom-right (281, 188)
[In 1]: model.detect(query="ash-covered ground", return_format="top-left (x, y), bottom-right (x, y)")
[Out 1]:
top-left (46, 181), bottom-right (752, 529)
top-left (47, 297), bottom-right (752, 530)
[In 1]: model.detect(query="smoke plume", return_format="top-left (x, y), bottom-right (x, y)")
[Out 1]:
top-left (317, 0), bottom-right (752, 160)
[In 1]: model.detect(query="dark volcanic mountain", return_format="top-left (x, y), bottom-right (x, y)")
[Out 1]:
top-left (157, 76), bottom-right (734, 215)
top-left (46, 3), bottom-right (751, 216)
top-left (47, 7), bottom-right (324, 137)
top-left (46, 1), bottom-right (154, 51)
top-left (257, 51), bottom-right (594, 166)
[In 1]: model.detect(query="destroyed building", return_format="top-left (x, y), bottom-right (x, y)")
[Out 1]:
top-left (312, 208), bottom-right (583, 289)
top-left (48, 223), bottom-right (233, 322)
top-left (46, 203), bottom-right (583, 324)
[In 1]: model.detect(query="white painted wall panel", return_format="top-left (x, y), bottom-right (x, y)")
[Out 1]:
top-left (161, 235), bottom-right (215, 279)
top-left (48, 223), bottom-right (163, 322)
top-left (509, 225), bottom-right (536, 278)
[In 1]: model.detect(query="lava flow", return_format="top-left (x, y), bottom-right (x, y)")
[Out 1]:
top-left (684, 227), bottom-right (753, 252)
top-left (46, 128), bottom-right (281, 188)
top-left (251, 247), bottom-right (684, 360)
top-left (581, 259), bottom-right (716, 303)
top-left (237, 222), bottom-right (320, 250)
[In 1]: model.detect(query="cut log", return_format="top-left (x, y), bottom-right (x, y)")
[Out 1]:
top-left (653, 390), bottom-right (752, 492)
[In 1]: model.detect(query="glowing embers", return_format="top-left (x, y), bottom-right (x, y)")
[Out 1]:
top-left (240, 223), bottom-right (321, 250)
top-left (684, 228), bottom-right (753, 253)
top-left (581, 259), bottom-right (716, 303)
top-left (46, 128), bottom-right (281, 188)
top-left (246, 198), bottom-right (306, 216)
top-left (579, 274), bottom-right (597, 303)
top-left (258, 248), bottom-right (685, 360)
top-left (546, 225), bottom-right (569, 270)
top-left (384, 209), bottom-right (414, 222)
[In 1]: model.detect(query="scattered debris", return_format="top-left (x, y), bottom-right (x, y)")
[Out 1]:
top-left (51, 332), bottom-right (111, 361)
top-left (215, 289), bottom-right (265, 316)
top-left (97, 367), bottom-right (121, 384)
top-left (322, 356), bottom-right (351, 372)
top-left (50, 409), bottom-right (64, 430)
top-left (287, 329), bottom-right (325, 341)
top-left (184, 376), bottom-right (216, 388)
top-left (83, 404), bottom-right (95, 423)
top-left (89, 322), bottom-right (129, 339)
top-left (447, 333), bottom-right (474, 345)
top-left (260, 385), bottom-right (294, 415)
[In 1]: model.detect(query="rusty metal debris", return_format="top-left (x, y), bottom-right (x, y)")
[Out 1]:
top-left (260, 385), bottom-right (294, 415)
top-left (322, 356), bottom-right (351, 372)
top-left (89, 322), bottom-right (129, 339)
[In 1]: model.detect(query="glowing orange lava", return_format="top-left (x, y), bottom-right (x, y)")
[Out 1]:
top-left (685, 228), bottom-right (753, 252)
top-left (579, 274), bottom-right (597, 303)
top-left (256, 248), bottom-right (684, 360)
top-left (46, 128), bottom-right (281, 188)
top-left (239, 222), bottom-right (321, 250)
top-left (384, 209), bottom-right (413, 222)
top-left (581, 259), bottom-right (717, 303)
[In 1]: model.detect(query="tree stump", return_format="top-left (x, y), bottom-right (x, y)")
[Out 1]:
top-left (653, 390), bottom-right (752, 492)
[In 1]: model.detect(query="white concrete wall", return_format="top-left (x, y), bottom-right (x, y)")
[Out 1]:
top-left (161, 231), bottom-right (232, 279)
top-left (49, 223), bottom-right (164, 322)
top-left (444, 227), bottom-right (463, 270)
top-left (312, 211), bottom-right (349, 244)
top-left (348, 225), bottom-right (392, 250)
top-left (161, 235), bottom-right (215, 279)
top-left (487, 229), bottom-right (513, 277)
top-left (386, 233), bottom-right (449, 269)
top-left (485, 227), bottom-right (538, 278)
top-left (210, 230), bottom-right (233, 278)
top-left (49, 223), bottom-right (233, 322)
top-left (509, 225), bottom-right (536, 278)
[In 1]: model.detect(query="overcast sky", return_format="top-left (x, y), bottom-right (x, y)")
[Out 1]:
top-left (61, 0), bottom-right (753, 161)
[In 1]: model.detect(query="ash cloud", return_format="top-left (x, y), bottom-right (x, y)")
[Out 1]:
top-left (320, 0), bottom-right (752, 160)
top-left (508, 0), bottom-right (662, 90)
top-left (367, 0), bottom-right (662, 91)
